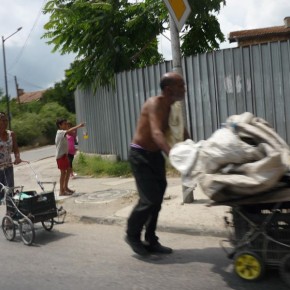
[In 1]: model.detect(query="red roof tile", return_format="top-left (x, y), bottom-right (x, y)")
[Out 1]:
top-left (229, 25), bottom-right (290, 43)
top-left (18, 90), bottom-right (46, 103)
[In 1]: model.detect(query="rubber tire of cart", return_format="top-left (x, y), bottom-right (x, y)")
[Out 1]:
top-left (234, 251), bottom-right (265, 281)
top-left (19, 217), bottom-right (35, 246)
top-left (54, 206), bottom-right (66, 224)
top-left (2, 215), bottom-right (16, 241)
top-left (279, 254), bottom-right (290, 287)
top-left (41, 219), bottom-right (54, 231)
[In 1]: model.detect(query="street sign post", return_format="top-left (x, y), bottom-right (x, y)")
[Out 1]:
top-left (163, 0), bottom-right (191, 31)
top-left (163, 0), bottom-right (193, 203)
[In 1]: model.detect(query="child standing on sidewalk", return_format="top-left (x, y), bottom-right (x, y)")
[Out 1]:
top-left (55, 118), bottom-right (85, 196)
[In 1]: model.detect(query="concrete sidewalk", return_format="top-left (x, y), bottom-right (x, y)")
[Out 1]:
top-left (12, 157), bottom-right (230, 237)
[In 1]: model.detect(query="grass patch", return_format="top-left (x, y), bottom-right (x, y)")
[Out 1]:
top-left (74, 153), bottom-right (132, 177)
top-left (73, 153), bottom-right (180, 178)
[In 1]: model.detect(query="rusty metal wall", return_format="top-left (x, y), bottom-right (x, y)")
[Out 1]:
top-left (75, 41), bottom-right (290, 160)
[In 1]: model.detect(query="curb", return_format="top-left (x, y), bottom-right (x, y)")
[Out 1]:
top-left (75, 215), bottom-right (229, 238)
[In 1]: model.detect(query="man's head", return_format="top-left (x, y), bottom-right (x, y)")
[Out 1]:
top-left (56, 118), bottom-right (68, 129)
top-left (160, 72), bottom-right (185, 102)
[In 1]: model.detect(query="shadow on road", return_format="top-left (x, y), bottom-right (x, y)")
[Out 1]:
top-left (138, 247), bottom-right (288, 290)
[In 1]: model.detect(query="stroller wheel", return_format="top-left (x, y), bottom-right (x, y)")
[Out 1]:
top-left (234, 251), bottom-right (265, 281)
top-left (2, 215), bottom-right (15, 241)
top-left (19, 217), bottom-right (35, 246)
top-left (280, 254), bottom-right (290, 287)
top-left (41, 219), bottom-right (54, 231)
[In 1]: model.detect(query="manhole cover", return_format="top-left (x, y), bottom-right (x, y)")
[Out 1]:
top-left (74, 189), bottom-right (132, 204)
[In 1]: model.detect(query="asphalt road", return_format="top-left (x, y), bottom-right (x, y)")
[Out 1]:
top-left (20, 145), bottom-right (55, 162)
top-left (0, 222), bottom-right (287, 290)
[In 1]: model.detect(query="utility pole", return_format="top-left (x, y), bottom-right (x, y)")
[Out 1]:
top-left (14, 76), bottom-right (21, 105)
top-left (2, 27), bottom-right (22, 129)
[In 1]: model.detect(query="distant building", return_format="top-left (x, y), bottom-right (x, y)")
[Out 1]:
top-left (228, 17), bottom-right (290, 47)
top-left (17, 89), bottom-right (46, 104)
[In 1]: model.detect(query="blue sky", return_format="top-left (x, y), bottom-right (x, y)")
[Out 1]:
top-left (1, 0), bottom-right (290, 98)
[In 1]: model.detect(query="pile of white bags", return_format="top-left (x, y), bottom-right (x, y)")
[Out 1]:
top-left (169, 112), bottom-right (290, 202)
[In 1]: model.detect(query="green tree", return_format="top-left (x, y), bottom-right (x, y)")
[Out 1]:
top-left (181, 0), bottom-right (225, 56)
top-left (42, 78), bottom-right (76, 113)
top-left (12, 113), bottom-right (43, 146)
top-left (39, 102), bottom-right (75, 143)
top-left (43, 0), bottom-right (165, 90)
top-left (42, 0), bottom-right (225, 90)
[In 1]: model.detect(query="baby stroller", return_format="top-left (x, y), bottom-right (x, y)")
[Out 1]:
top-left (1, 163), bottom-right (66, 245)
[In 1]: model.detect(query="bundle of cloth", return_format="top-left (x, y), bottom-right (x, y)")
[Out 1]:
top-left (169, 112), bottom-right (290, 203)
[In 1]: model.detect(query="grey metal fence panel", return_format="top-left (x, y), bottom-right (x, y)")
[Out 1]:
top-left (75, 40), bottom-right (290, 160)
top-left (75, 85), bottom-right (119, 155)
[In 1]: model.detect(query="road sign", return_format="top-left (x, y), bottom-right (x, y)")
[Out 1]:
top-left (163, 0), bottom-right (191, 31)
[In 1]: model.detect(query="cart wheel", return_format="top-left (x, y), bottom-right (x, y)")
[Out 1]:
top-left (280, 254), bottom-right (290, 287)
top-left (2, 215), bottom-right (15, 241)
top-left (19, 217), bottom-right (35, 246)
top-left (234, 251), bottom-right (265, 281)
top-left (41, 219), bottom-right (54, 231)
top-left (53, 206), bottom-right (66, 224)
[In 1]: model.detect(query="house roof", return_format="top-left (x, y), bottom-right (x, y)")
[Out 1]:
top-left (228, 25), bottom-right (290, 43)
top-left (18, 90), bottom-right (46, 103)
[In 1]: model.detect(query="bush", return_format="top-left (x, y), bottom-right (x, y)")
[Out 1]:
top-left (38, 102), bottom-right (75, 144)
top-left (12, 113), bottom-right (43, 146)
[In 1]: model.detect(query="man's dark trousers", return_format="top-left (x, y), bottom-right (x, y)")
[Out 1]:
top-left (127, 147), bottom-right (167, 244)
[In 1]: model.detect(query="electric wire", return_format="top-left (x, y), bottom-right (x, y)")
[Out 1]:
top-left (9, 0), bottom-right (47, 70)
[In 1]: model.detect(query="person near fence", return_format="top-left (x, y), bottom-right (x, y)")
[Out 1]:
top-left (0, 112), bottom-right (22, 201)
top-left (125, 72), bottom-right (190, 256)
top-left (66, 122), bottom-right (78, 179)
top-left (55, 118), bottom-right (85, 196)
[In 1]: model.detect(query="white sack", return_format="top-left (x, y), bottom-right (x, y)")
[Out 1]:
top-left (199, 143), bottom-right (286, 201)
top-left (169, 112), bottom-right (290, 202)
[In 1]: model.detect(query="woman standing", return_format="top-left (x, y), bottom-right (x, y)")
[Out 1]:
top-left (0, 112), bottom-right (22, 199)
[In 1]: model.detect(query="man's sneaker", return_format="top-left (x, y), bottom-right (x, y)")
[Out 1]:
top-left (143, 241), bottom-right (173, 254)
top-left (125, 236), bottom-right (150, 256)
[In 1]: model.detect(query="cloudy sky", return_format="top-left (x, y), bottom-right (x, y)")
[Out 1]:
top-left (1, 0), bottom-right (290, 98)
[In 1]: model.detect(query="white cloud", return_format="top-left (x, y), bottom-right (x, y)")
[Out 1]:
top-left (217, 0), bottom-right (290, 48)
top-left (0, 0), bottom-right (75, 98)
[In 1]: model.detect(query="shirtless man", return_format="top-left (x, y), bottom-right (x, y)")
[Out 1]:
top-left (125, 72), bottom-right (189, 256)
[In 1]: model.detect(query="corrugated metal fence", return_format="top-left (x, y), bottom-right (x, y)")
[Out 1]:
top-left (75, 41), bottom-right (290, 160)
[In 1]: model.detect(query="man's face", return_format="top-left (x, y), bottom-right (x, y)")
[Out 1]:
top-left (170, 78), bottom-right (186, 101)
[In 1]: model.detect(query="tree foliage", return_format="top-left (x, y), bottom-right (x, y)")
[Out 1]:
top-left (39, 102), bottom-right (75, 143)
top-left (42, 78), bottom-right (76, 113)
top-left (10, 102), bottom-right (74, 147)
top-left (181, 0), bottom-right (225, 56)
top-left (12, 113), bottom-right (43, 146)
top-left (43, 0), bottom-right (225, 89)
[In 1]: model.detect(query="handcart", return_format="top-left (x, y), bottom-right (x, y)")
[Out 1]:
top-left (1, 164), bottom-right (66, 246)
top-left (215, 185), bottom-right (290, 287)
